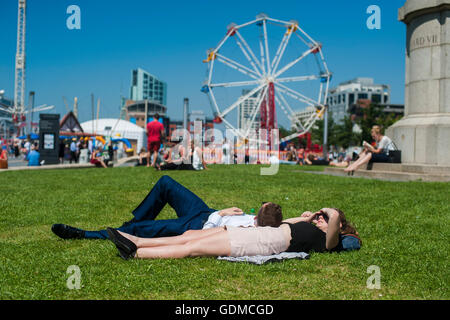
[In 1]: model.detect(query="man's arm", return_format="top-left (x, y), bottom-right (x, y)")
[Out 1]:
top-left (218, 207), bottom-right (243, 216)
top-left (202, 207), bottom-right (246, 229)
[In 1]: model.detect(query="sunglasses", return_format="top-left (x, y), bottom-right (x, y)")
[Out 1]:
top-left (315, 213), bottom-right (329, 223)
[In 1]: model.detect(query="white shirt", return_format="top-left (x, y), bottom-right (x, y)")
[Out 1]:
top-left (192, 147), bottom-right (203, 170)
top-left (377, 135), bottom-right (395, 153)
top-left (222, 143), bottom-right (231, 164)
top-left (202, 212), bottom-right (257, 229)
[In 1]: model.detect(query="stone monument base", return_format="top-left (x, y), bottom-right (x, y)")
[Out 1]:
top-left (386, 114), bottom-right (450, 165)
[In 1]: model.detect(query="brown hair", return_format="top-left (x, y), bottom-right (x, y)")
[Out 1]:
top-left (256, 202), bottom-right (283, 227)
top-left (333, 208), bottom-right (362, 245)
top-left (371, 125), bottom-right (382, 135)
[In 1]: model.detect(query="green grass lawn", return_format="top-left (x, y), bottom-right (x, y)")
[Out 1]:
top-left (0, 165), bottom-right (448, 300)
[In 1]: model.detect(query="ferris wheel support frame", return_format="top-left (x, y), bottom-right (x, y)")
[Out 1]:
top-left (202, 13), bottom-right (332, 145)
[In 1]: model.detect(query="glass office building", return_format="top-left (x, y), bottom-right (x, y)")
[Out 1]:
top-left (327, 78), bottom-right (390, 123)
top-left (130, 68), bottom-right (167, 106)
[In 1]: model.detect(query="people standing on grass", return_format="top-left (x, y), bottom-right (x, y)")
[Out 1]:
top-left (14, 140), bottom-right (20, 159)
top-left (222, 138), bottom-right (232, 165)
top-left (70, 138), bottom-right (78, 164)
top-left (146, 114), bottom-right (165, 168)
top-left (59, 139), bottom-right (65, 164)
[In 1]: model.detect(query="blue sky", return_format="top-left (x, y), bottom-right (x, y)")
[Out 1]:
top-left (0, 0), bottom-right (406, 128)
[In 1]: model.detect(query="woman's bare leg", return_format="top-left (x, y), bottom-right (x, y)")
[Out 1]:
top-left (345, 152), bottom-right (372, 171)
top-left (345, 151), bottom-right (366, 171)
top-left (135, 229), bottom-right (231, 259)
top-left (117, 227), bottom-right (225, 248)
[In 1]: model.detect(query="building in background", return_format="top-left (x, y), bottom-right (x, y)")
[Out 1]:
top-left (130, 68), bottom-right (167, 106)
top-left (124, 100), bottom-right (167, 127)
top-left (237, 89), bottom-right (260, 132)
top-left (327, 78), bottom-right (391, 123)
top-left (0, 91), bottom-right (15, 140)
top-left (125, 68), bottom-right (214, 145)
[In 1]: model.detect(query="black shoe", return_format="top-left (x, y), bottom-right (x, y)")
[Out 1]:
top-left (52, 224), bottom-right (86, 239)
top-left (106, 228), bottom-right (137, 260)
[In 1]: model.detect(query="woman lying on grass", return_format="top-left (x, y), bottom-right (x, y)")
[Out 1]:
top-left (107, 206), bottom-right (361, 260)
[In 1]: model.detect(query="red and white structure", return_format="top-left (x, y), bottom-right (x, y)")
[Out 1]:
top-left (0, 0), bottom-right (54, 136)
top-left (202, 13), bottom-right (331, 143)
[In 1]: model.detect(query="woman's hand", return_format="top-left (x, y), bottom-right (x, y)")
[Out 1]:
top-left (300, 211), bottom-right (313, 218)
top-left (219, 207), bottom-right (244, 216)
top-left (319, 208), bottom-right (339, 219)
top-left (300, 211), bottom-right (319, 223)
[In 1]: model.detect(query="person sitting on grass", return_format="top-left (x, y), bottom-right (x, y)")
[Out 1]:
top-left (304, 153), bottom-right (330, 166)
top-left (27, 144), bottom-right (41, 167)
top-left (136, 147), bottom-right (148, 166)
top-left (106, 207), bottom-right (361, 260)
top-left (328, 154), bottom-right (351, 167)
top-left (51, 175), bottom-right (280, 240)
top-left (159, 140), bottom-right (207, 171)
top-left (0, 145), bottom-right (8, 169)
top-left (90, 147), bottom-right (108, 168)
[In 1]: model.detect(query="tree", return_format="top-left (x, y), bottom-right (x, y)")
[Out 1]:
top-left (355, 103), bottom-right (403, 143)
top-left (333, 116), bottom-right (361, 149)
top-left (310, 112), bottom-right (336, 146)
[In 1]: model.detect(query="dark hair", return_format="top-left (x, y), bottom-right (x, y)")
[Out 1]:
top-left (256, 202), bottom-right (283, 227)
top-left (154, 113), bottom-right (160, 119)
top-left (333, 208), bottom-right (362, 245)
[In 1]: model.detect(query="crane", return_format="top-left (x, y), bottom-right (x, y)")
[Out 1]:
top-left (0, 0), bottom-right (55, 137)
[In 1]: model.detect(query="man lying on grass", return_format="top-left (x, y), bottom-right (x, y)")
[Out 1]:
top-left (107, 208), bottom-right (361, 260)
top-left (52, 175), bottom-right (282, 240)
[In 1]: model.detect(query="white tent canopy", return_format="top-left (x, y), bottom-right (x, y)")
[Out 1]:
top-left (80, 118), bottom-right (145, 152)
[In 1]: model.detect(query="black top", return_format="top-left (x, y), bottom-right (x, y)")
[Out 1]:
top-left (283, 221), bottom-right (328, 253)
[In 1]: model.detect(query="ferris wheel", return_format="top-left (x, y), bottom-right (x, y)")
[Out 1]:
top-left (201, 13), bottom-right (331, 143)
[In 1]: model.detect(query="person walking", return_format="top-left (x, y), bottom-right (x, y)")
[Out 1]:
top-left (146, 114), bottom-right (165, 168)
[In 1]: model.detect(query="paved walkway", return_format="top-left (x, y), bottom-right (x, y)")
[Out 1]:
top-left (1, 156), bottom-right (140, 173)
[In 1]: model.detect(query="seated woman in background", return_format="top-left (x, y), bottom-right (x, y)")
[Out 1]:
top-left (106, 206), bottom-right (361, 260)
top-left (90, 147), bottom-right (108, 168)
top-left (136, 147), bottom-right (148, 166)
top-left (159, 140), bottom-right (207, 171)
top-left (344, 125), bottom-right (395, 174)
top-left (0, 145), bottom-right (8, 169)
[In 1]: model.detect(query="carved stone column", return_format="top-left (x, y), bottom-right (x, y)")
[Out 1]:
top-left (387, 0), bottom-right (450, 165)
